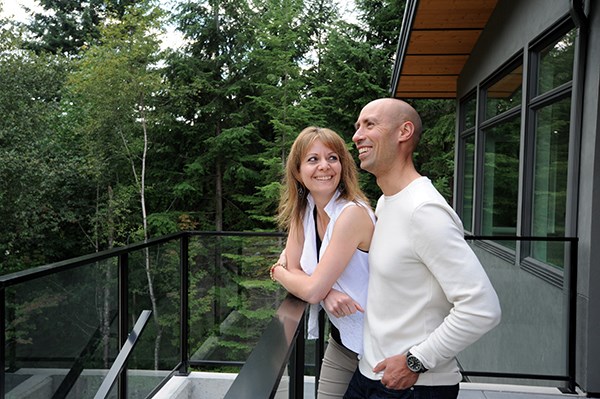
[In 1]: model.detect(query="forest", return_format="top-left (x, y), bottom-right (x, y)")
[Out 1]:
top-left (0, 0), bottom-right (456, 276)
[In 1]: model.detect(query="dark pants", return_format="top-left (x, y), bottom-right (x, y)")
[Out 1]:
top-left (343, 369), bottom-right (459, 399)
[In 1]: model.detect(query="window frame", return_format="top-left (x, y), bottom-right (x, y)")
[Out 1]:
top-left (520, 18), bottom-right (576, 283)
top-left (456, 16), bottom-right (580, 286)
top-left (475, 54), bottom-right (524, 261)
top-left (456, 91), bottom-right (477, 233)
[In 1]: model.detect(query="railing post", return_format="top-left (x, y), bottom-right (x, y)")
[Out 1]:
top-left (315, 308), bottom-right (325, 397)
top-left (1, 287), bottom-right (5, 399)
top-left (289, 311), bottom-right (305, 399)
top-left (565, 238), bottom-right (578, 393)
top-left (118, 253), bottom-right (129, 399)
top-left (179, 233), bottom-right (190, 375)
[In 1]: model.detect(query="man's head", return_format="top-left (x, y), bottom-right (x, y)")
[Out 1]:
top-left (353, 98), bottom-right (422, 177)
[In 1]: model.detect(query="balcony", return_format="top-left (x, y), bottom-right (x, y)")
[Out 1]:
top-left (1, 232), bottom-right (582, 398)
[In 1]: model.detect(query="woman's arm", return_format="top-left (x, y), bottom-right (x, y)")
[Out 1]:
top-left (272, 205), bottom-right (373, 304)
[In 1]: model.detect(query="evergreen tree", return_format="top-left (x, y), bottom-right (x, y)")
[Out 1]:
top-left (23, 0), bottom-right (140, 55)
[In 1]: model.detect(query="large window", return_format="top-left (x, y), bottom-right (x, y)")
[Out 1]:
top-left (482, 117), bottom-right (520, 241)
top-left (480, 61), bottom-right (523, 249)
top-left (457, 20), bottom-right (577, 273)
top-left (529, 28), bottom-right (575, 269)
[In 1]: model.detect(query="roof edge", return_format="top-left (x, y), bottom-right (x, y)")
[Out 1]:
top-left (389, 0), bottom-right (419, 97)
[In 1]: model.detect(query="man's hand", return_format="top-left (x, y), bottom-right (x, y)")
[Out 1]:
top-left (323, 289), bottom-right (364, 318)
top-left (373, 353), bottom-right (418, 390)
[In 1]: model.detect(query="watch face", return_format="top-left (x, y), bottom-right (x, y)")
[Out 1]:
top-left (407, 354), bottom-right (422, 372)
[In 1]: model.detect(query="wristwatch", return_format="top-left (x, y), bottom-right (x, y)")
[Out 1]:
top-left (406, 351), bottom-right (428, 373)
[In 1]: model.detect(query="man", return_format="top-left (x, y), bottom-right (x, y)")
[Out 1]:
top-left (344, 98), bottom-right (501, 399)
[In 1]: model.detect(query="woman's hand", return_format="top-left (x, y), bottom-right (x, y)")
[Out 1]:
top-left (269, 249), bottom-right (288, 282)
top-left (323, 288), bottom-right (364, 318)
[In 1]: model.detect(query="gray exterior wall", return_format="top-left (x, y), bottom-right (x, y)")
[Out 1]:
top-left (455, 0), bottom-right (600, 394)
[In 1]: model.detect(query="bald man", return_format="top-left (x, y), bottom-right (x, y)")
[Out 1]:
top-left (343, 99), bottom-right (501, 399)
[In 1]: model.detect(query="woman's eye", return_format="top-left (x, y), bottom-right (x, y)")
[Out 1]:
top-left (328, 155), bottom-right (339, 162)
top-left (307, 156), bottom-right (318, 162)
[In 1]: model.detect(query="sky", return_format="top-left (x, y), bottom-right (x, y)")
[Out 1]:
top-left (1, 0), bottom-right (357, 50)
top-left (0, 0), bottom-right (185, 49)
top-left (1, 0), bottom-right (37, 21)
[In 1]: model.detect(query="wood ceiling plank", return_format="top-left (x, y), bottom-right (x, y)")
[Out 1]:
top-left (395, 91), bottom-right (457, 99)
top-left (407, 30), bottom-right (481, 55)
top-left (402, 55), bottom-right (468, 75)
top-left (413, 0), bottom-right (498, 29)
top-left (397, 75), bottom-right (457, 93)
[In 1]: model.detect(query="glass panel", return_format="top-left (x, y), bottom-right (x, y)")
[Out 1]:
top-left (127, 241), bottom-right (181, 398)
top-left (537, 29), bottom-right (575, 95)
top-left (485, 65), bottom-right (523, 120)
top-left (458, 239), bottom-right (571, 386)
top-left (189, 235), bottom-right (288, 370)
top-left (463, 95), bottom-right (477, 130)
top-left (482, 117), bottom-right (520, 246)
top-left (461, 134), bottom-right (475, 231)
top-left (531, 98), bottom-right (571, 268)
top-left (4, 259), bottom-right (119, 398)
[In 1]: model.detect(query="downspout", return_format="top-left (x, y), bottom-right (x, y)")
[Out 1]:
top-left (570, 0), bottom-right (589, 33)
top-left (567, 0), bottom-right (589, 393)
top-left (389, 0), bottom-right (419, 97)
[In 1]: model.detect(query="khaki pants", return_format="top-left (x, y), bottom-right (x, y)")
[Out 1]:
top-left (317, 335), bottom-right (359, 399)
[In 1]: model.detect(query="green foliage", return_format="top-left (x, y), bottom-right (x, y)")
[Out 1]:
top-left (412, 99), bottom-right (457, 203)
top-left (23, 0), bottom-right (141, 55)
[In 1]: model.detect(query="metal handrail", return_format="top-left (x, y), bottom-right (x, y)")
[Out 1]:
top-left (0, 231), bottom-right (285, 289)
top-left (93, 310), bottom-right (152, 399)
top-left (223, 295), bottom-right (308, 399)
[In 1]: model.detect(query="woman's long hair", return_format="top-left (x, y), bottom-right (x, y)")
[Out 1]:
top-left (277, 126), bottom-right (370, 232)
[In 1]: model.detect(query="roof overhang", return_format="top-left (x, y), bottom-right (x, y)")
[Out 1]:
top-left (390, 0), bottom-right (499, 99)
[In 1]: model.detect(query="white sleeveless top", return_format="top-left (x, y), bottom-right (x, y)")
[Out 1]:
top-left (300, 190), bottom-right (375, 355)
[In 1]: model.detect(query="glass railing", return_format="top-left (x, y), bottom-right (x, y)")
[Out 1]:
top-left (1, 231), bottom-right (301, 399)
top-left (1, 232), bottom-right (578, 399)
top-left (459, 235), bottom-right (577, 393)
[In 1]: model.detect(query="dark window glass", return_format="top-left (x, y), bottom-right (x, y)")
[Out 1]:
top-left (531, 98), bottom-right (571, 268)
top-left (464, 96), bottom-right (477, 130)
top-left (485, 65), bottom-right (523, 120)
top-left (482, 117), bottom-right (521, 247)
top-left (461, 134), bottom-right (475, 231)
top-left (537, 29), bottom-right (575, 95)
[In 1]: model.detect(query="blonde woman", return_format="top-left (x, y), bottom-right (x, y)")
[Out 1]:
top-left (271, 126), bottom-right (375, 398)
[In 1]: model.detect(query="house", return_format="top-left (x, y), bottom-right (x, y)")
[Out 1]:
top-left (391, 0), bottom-right (599, 396)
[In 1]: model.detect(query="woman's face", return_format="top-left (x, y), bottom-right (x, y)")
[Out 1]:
top-left (299, 139), bottom-right (342, 200)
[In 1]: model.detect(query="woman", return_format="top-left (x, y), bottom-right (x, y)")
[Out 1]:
top-left (270, 126), bottom-right (375, 398)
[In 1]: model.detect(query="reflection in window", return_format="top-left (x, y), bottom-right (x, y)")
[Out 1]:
top-left (461, 135), bottom-right (475, 231)
top-left (464, 96), bottom-right (477, 130)
top-left (532, 98), bottom-right (570, 268)
top-left (538, 29), bottom-right (575, 95)
top-left (482, 117), bottom-right (520, 247)
top-left (486, 65), bottom-right (523, 120)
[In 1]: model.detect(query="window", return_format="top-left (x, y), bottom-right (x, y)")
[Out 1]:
top-left (482, 117), bottom-right (520, 244)
top-left (459, 95), bottom-right (477, 232)
top-left (528, 27), bottom-right (575, 269)
top-left (480, 60), bottom-right (523, 249)
top-left (456, 20), bottom-right (577, 274)
top-left (461, 135), bottom-right (475, 231)
top-left (485, 65), bottom-right (523, 119)
top-left (537, 30), bottom-right (575, 95)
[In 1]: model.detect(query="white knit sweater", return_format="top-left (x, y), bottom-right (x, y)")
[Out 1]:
top-left (359, 177), bottom-right (501, 385)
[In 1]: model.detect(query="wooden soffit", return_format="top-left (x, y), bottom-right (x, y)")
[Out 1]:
top-left (391, 0), bottom-right (498, 99)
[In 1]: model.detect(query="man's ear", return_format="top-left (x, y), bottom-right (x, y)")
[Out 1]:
top-left (397, 121), bottom-right (415, 143)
